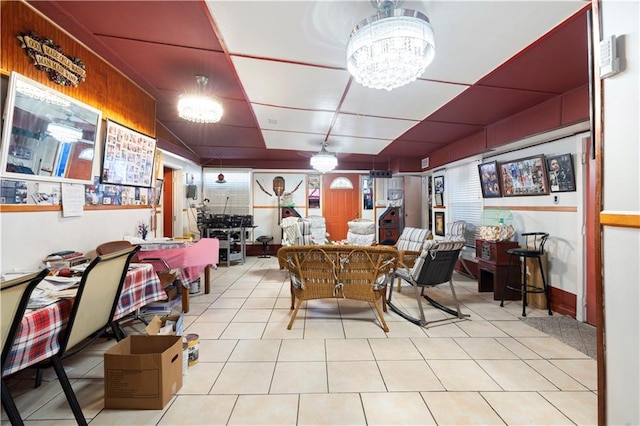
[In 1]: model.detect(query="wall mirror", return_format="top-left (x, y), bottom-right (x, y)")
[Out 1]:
top-left (0, 72), bottom-right (102, 184)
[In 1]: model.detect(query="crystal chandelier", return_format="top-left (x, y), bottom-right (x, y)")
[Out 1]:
top-left (310, 143), bottom-right (338, 174)
top-left (47, 120), bottom-right (82, 143)
top-left (347, 0), bottom-right (435, 91)
top-left (178, 75), bottom-right (223, 123)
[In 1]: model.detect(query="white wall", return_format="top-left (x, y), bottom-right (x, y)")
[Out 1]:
top-left (161, 150), bottom-right (202, 238)
top-left (483, 133), bottom-right (587, 308)
top-left (600, 1), bottom-right (640, 423)
top-left (0, 208), bottom-right (152, 273)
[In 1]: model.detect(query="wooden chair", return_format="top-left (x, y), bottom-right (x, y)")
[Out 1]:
top-left (44, 246), bottom-right (138, 425)
top-left (1, 269), bottom-right (49, 426)
top-left (96, 240), bottom-right (180, 312)
top-left (387, 240), bottom-right (470, 327)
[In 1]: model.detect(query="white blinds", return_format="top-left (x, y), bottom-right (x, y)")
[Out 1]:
top-left (202, 168), bottom-right (251, 215)
top-left (446, 160), bottom-right (483, 247)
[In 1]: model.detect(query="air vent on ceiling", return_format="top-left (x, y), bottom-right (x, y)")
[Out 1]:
top-left (421, 157), bottom-right (429, 169)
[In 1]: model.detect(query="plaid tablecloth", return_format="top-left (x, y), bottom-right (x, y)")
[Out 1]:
top-left (2, 264), bottom-right (164, 377)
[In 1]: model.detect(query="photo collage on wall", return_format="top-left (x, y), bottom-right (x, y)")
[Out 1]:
top-left (85, 176), bottom-right (154, 206)
top-left (478, 153), bottom-right (577, 198)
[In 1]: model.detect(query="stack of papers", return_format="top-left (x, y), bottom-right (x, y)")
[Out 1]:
top-left (27, 275), bottom-right (81, 309)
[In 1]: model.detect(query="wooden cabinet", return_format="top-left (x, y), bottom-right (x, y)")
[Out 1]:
top-left (476, 239), bottom-right (521, 301)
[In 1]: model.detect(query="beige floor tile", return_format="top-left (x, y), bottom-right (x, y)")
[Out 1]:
top-left (251, 289), bottom-right (281, 298)
top-left (197, 339), bottom-right (238, 362)
top-left (223, 288), bottom-right (254, 298)
top-left (411, 336), bottom-right (470, 359)
top-left (298, 393), bottom-right (366, 426)
top-left (517, 337), bottom-right (591, 359)
top-left (423, 322), bottom-right (468, 337)
top-left (179, 362), bottom-right (224, 394)
top-left (232, 307), bottom-right (272, 322)
top-left (369, 337), bottom-right (422, 360)
top-left (457, 320), bottom-right (510, 337)
top-left (481, 391), bottom-right (574, 425)
top-left (477, 359), bottom-right (557, 391)
top-left (228, 394), bottom-right (299, 425)
top-left (197, 308), bottom-right (238, 322)
top-left (378, 360), bottom-right (445, 391)
top-left (270, 361), bottom-right (328, 393)
top-left (61, 352), bottom-right (104, 379)
top-left (210, 362), bottom-right (275, 394)
top-left (304, 319), bottom-right (346, 339)
top-left (242, 297), bottom-right (277, 309)
top-left (268, 308), bottom-right (297, 323)
top-left (342, 319), bottom-right (388, 338)
top-left (526, 360), bottom-right (588, 390)
top-left (382, 320), bottom-right (430, 337)
top-left (219, 322), bottom-right (266, 339)
top-left (428, 360), bottom-right (501, 391)
top-left (262, 321), bottom-right (304, 339)
top-left (184, 321), bottom-right (228, 339)
top-left (454, 337), bottom-right (519, 359)
top-left (90, 407), bottom-right (167, 425)
top-left (26, 378), bottom-right (104, 421)
top-left (361, 392), bottom-right (436, 425)
top-left (327, 361), bottom-right (386, 392)
top-left (495, 337), bottom-right (543, 359)
top-left (550, 359), bottom-right (598, 390)
top-left (158, 395), bottom-right (237, 425)
top-left (325, 338), bottom-right (374, 361)
top-left (278, 339), bottom-right (326, 361)
top-left (492, 319), bottom-right (550, 336)
top-left (210, 297), bottom-right (246, 309)
top-left (228, 339), bottom-right (281, 361)
top-left (540, 391), bottom-right (598, 425)
top-left (421, 391), bottom-right (506, 425)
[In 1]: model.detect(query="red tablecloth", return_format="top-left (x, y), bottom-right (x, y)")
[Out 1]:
top-left (138, 238), bottom-right (219, 288)
top-left (2, 264), bottom-right (164, 377)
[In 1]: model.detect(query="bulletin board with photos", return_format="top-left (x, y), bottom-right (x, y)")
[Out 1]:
top-left (102, 120), bottom-right (156, 188)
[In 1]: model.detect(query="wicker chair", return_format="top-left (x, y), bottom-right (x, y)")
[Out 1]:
top-left (278, 245), bottom-right (398, 332)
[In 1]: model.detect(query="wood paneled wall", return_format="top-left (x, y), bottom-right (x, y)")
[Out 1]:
top-left (0, 0), bottom-right (155, 136)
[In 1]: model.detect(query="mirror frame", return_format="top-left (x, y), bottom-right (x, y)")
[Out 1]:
top-left (0, 71), bottom-right (102, 184)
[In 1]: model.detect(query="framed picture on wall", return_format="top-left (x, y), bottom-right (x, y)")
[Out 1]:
top-left (434, 176), bottom-right (444, 194)
top-left (102, 120), bottom-right (156, 188)
top-left (546, 153), bottom-right (576, 192)
top-left (434, 193), bottom-right (443, 207)
top-left (435, 211), bottom-right (445, 236)
top-left (498, 155), bottom-right (549, 197)
top-left (478, 161), bottom-right (502, 198)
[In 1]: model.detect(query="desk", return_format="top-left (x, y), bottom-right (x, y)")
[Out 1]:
top-left (2, 264), bottom-right (164, 377)
top-left (138, 238), bottom-right (219, 312)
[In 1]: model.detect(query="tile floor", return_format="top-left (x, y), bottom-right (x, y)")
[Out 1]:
top-left (3, 256), bottom-right (597, 425)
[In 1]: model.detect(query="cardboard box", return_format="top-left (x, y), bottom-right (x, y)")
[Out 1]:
top-left (104, 335), bottom-right (183, 409)
top-left (145, 314), bottom-right (184, 336)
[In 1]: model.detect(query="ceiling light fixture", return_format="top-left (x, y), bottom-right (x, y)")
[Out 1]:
top-left (177, 75), bottom-right (223, 123)
top-left (346, 0), bottom-right (435, 91)
top-left (310, 143), bottom-right (338, 174)
top-left (47, 119), bottom-right (82, 143)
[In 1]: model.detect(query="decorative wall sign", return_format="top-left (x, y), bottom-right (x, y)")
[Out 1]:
top-left (17, 31), bottom-right (86, 86)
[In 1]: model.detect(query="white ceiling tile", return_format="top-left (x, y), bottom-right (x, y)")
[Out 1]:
top-left (332, 114), bottom-right (417, 140)
top-left (342, 79), bottom-right (469, 120)
top-left (231, 57), bottom-right (351, 110)
top-left (252, 105), bottom-right (335, 134)
top-left (262, 130), bottom-right (391, 156)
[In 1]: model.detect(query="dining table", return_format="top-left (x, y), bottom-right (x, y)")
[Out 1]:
top-left (2, 263), bottom-right (165, 378)
top-left (137, 238), bottom-right (219, 313)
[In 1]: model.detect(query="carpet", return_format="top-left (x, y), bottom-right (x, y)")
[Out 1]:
top-left (520, 316), bottom-right (597, 359)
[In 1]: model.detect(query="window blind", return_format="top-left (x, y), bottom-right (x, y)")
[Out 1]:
top-left (446, 160), bottom-right (483, 247)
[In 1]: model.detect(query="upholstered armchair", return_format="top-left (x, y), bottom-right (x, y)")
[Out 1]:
top-left (281, 217), bottom-right (314, 246)
top-left (306, 215), bottom-right (329, 244)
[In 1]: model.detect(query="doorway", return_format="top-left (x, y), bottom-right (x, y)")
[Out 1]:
top-left (322, 174), bottom-right (360, 241)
